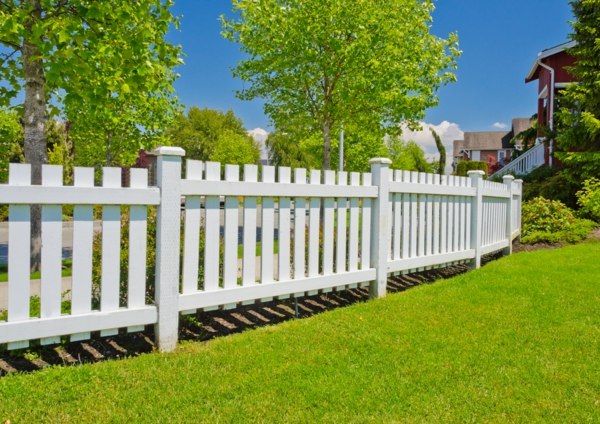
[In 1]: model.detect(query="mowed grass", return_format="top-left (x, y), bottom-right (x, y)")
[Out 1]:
top-left (1, 241), bottom-right (599, 423)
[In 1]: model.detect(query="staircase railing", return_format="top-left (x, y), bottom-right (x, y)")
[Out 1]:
top-left (490, 142), bottom-right (545, 179)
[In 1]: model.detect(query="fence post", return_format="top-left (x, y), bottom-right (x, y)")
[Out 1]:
top-left (468, 170), bottom-right (485, 269)
top-left (152, 146), bottom-right (185, 352)
top-left (514, 179), bottom-right (523, 241)
top-left (503, 175), bottom-right (515, 255)
top-left (369, 157), bottom-right (391, 298)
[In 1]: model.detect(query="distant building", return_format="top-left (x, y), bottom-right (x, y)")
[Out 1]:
top-left (452, 118), bottom-right (533, 175)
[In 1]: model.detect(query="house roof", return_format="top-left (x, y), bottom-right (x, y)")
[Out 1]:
top-left (511, 117), bottom-right (534, 136)
top-left (453, 140), bottom-right (465, 157)
top-left (525, 40), bottom-right (576, 83)
top-left (453, 118), bottom-right (533, 155)
top-left (463, 131), bottom-right (509, 151)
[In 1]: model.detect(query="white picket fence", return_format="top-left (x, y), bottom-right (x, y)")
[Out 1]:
top-left (0, 147), bottom-right (522, 351)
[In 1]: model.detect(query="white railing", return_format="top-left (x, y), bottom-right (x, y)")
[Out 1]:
top-left (0, 147), bottom-right (523, 351)
top-left (490, 142), bottom-right (545, 178)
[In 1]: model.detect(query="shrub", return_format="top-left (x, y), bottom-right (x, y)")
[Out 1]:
top-left (456, 160), bottom-right (488, 177)
top-left (522, 170), bottom-right (580, 209)
top-left (521, 197), bottom-right (597, 244)
top-left (576, 178), bottom-right (600, 222)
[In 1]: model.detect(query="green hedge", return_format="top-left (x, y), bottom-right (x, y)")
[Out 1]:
top-left (456, 160), bottom-right (488, 177)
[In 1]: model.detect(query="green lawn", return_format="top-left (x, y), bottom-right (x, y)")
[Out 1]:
top-left (1, 241), bottom-right (599, 422)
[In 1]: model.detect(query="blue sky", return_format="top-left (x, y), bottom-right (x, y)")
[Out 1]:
top-left (167, 0), bottom-right (573, 148)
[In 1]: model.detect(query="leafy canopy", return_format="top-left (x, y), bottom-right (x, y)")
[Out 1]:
top-left (555, 0), bottom-right (600, 181)
top-left (167, 107), bottom-right (259, 165)
top-left (222, 0), bottom-right (460, 169)
top-left (0, 0), bottom-right (182, 166)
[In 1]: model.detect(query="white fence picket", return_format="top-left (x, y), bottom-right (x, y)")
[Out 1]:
top-left (360, 172), bottom-right (372, 276)
top-left (223, 165), bottom-right (240, 296)
top-left (348, 172), bottom-right (360, 273)
top-left (182, 160), bottom-right (203, 297)
top-left (336, 171), bottom-right (348, 275)
top-left (100, 167), bottom-right (122, 337)
top-left (278, 167), bottom-right (292, 286)
top-left (127, 168), bottom-right (149, 332)
top-left (204, 162), bottom-right (221, 294)
top-left (293, 168), bottom-right (307, 296)
top-left (7, 164), bottom-right (32, 350)
top-left (70, 167), bottom-right (95, 342)
top-left (260, 166), bottom-right (275, 301)
top-left (308, 170), bottom-right (321, 286)
top-left (242, 165), bottom-right (258, 288)
top-left (40, 165), bottom-right (63, 345)
top-left (294, 168), bottom-right (306, 284)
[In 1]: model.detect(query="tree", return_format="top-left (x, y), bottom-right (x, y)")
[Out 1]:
top-left (0, 108), bottom-right (23, 183)
top-left (388, 137), bottom-right (433, 173)
top-left (555, 0), bottom-right (600, 181)
top-left (0, 1), bottom-right (181, 269)
top-left (210, 130), bottom-right (260, 166)
top-left (430, 128), bottom-right (446, 175)
top-left (266, 131), bottom-right (317, 169)
top-left (167, 107), bottom-right (248, 161)
top-left (222, 0), bottom-right (459, 170)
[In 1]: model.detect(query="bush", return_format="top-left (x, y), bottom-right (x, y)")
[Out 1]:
top-left (456, 160), bottom-right (488, 177)
top-left (521, 197), bottom-right (597, 244)
top-left (521, 168), bottom-right (580, 209)
top-left (576, 178), bottom-right (600, 222)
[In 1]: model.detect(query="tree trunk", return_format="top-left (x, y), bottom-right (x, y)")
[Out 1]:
top-left (322, 117), bottom-right (331, 170)
top-left (22, 0), bottom-right (47, 272)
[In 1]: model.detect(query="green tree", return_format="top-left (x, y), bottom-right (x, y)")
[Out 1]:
top-left (167, 107), bottom-right (248, 161)
top-left (430, 128), bottom-right (446, 175)
top-left (388, 137), bottom-right (433, 173)
top-left (221, 0), bottom-right (459, 170)
top-left (0, 1), bottom-right (181, 269)
top-left (555, 0), bottom-right (600, 181)
top-left (210, 130), bottom-right (260, 167)
top-left (266, 131), bottom-right (318, 169)
top-left (0, 108), bottom-right (23, 183)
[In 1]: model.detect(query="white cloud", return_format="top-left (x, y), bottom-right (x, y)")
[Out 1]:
top-left (248, 128), bottom-right (270, 161)
top-left (492, 122), bottom-right (507, 129)
top-left (400, 121), bottom-right (464, 174)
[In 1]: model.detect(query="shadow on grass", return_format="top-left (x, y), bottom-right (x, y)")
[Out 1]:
top-left (0, 253), bottom-right (504, 376)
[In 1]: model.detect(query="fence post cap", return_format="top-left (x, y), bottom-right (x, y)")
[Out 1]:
top-left (467, 170), bottom-right (485, 177)
top-left (151, 146), bottom-right (186, 157)
top-left (514, 179), bottom-right (523, 184)
top-left (369, 157), bottom-right (392, 166)
top-left (502, 175), bottom-right (515, 182)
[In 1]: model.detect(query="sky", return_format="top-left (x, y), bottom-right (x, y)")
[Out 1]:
top-left (167, 0), bottom-right (574, 163)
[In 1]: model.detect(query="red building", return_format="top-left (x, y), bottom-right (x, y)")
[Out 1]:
top-left (525, 41), bottom-right (577, 166)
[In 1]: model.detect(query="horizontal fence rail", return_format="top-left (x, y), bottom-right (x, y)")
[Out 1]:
top-left (0, 148), bottom-right (523, 352)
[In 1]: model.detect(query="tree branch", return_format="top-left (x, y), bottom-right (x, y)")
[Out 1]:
top-left (0, 39), bottom-right (21, 50)
top-left (0, 48), bottom-right (20, 62)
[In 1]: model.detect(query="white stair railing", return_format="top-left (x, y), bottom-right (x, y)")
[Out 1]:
top-left (490, 142), bottom-right (545, 178)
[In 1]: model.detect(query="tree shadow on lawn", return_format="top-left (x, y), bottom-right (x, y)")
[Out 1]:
top-left (0, 254), bottom-right (503, 376)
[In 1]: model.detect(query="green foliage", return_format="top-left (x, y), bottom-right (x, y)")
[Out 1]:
top-left (222, 0), bottom-right (460, 169)
top-left (0, 108), bottom-right (24, 183)
top-left (554, 0), bottom-right (600, 181)
top-left (266, 131), bottom-right (318, 170)
top-left (388, 137), bottom-right (432, 173)
top-left (430, 128), bottom-right (446, 175)
top-left (167, 107), bottom-right (249, 161)
top-left (520, 166), bottom-right (580, 209)
top-left (521, 197), bottom-right (596, 244)
top-left (455, 161), bottom-right (488, 177)
top-left (0, 1), bottom-right (182, 168)
top-left (209, 130), bottom-right (260, 166)
top-left (576, 178), bottom-right (600, 222)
